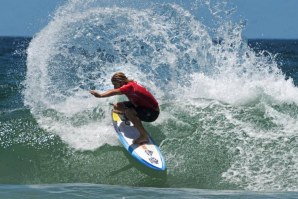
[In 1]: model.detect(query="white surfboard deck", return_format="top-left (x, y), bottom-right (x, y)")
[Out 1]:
top-left (111, 111), bottom-right (166, 171)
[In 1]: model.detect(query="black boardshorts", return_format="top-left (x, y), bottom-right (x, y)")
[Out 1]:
top-left (122, 101), bottom-right (159, 122)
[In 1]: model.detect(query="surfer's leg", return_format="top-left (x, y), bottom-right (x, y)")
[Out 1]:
top-left (113, 102), bottom-right (148, 144)
top-left (124, 108), bottom-right (148, 144)
top-left (112, 102), bottom-right (126, 114)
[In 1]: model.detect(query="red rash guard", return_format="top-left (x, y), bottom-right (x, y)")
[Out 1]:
top-left (119, 81), bottom-right (159, 110)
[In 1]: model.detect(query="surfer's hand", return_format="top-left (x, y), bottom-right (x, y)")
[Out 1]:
top-left (90, 90), bottom-right (101, 98)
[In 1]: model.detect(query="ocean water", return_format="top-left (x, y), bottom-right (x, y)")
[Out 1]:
top-left (1, 0), bottom-right (298, 198)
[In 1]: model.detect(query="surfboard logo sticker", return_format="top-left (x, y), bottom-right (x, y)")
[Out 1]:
top-left (145, 149), bottom-right (153, 156)
top-left (149, 157), bottom-right (159, 164)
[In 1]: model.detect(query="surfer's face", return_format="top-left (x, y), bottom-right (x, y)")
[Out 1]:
top-left (112, 81), bottom-right (122, 89)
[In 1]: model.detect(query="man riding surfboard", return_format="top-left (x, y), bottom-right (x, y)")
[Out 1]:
top-left (90, 72), bottom-right (160, 145)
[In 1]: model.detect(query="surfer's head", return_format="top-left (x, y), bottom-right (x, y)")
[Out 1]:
top-left (111, 72), bottom-right (132, 88)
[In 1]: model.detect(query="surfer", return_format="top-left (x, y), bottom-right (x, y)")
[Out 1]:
top-left (90, 72), bottom-right (160, 144)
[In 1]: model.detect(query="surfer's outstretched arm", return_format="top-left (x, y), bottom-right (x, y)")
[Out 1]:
top-left (90, 89), bottom-right (121, 98)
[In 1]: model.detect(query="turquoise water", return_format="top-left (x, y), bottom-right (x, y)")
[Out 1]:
top-left (1, 0), bottom-right (298, 197)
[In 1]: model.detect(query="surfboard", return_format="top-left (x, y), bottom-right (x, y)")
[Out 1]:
top-left (111, 110), bottom-right (166, 171)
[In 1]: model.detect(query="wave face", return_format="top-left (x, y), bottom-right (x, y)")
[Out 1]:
top-left (22, 0), bottom-right (298, 191)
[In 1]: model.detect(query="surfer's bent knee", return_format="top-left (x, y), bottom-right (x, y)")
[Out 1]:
top-left (124, 107), bottom-right (137, 116)
top-left (112, 102), bottom-right (125, 114)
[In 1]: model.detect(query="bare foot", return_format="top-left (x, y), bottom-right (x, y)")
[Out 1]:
top-left (133, 136), bottom-right (149, 145)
